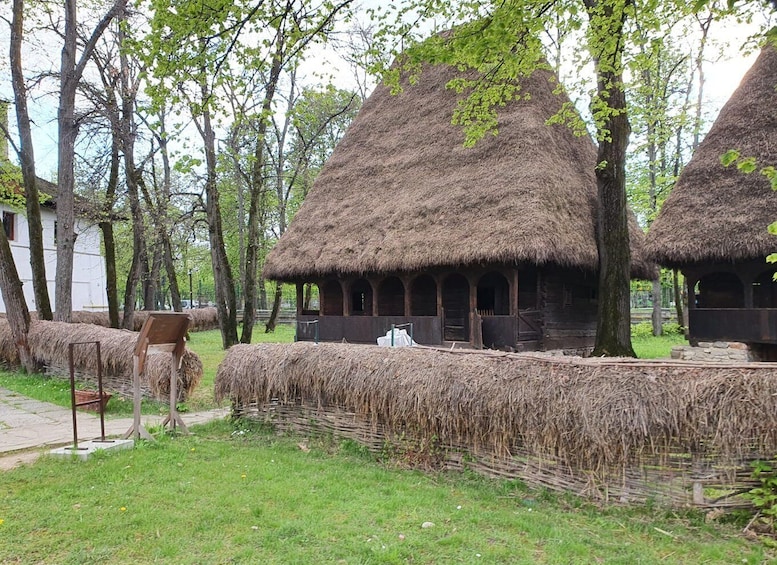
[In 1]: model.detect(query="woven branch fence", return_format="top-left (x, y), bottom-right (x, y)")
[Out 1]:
top-left (215, 342), bottom-right (777, 508)
top-left (0, 320), bottom-right (202, 401)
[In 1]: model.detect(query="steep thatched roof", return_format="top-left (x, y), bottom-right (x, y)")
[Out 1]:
top-left (264, 63), bottom-right (654, 281)
top-left (646, 43), bottom-right (777, 267)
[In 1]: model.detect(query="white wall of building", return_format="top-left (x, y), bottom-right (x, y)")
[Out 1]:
top-left (0, 204), bottom-right (107, 313)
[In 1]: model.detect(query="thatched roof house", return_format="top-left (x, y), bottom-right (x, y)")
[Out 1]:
top-left (265, 62), bottom-right (652, 351)
top-left (646, 42), bottom-right (777, 349)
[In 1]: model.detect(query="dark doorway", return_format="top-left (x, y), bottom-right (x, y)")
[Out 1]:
top-left (320, 280), bottom-right (343, 316)
top-left (350, 278), bottom-right (373, 316)
top-left (477, 271), bottom-right (510, 315)
top-left (442, 274), bottom-right (469, 342)
top-left (378, 277), bottom-right (405, 316)
top-left (411, 275), bottom-right (437, 316)
top-left (753, 270), bottom-right (777, 308)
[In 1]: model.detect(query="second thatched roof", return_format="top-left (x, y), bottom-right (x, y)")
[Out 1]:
top-left (646, 42), bottom-right (777, 267)
top-left (264, 62), bottom-right (653, 281)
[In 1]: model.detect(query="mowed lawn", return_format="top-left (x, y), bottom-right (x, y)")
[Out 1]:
top-left (0, 419), bottom-right (768, 564)
top-left (0, 324), bottom-right (768, 563)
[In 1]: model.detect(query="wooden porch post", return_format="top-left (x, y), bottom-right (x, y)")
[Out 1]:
top-left (469, 274), bottom-right (478, 344)
top-left (295, 283), bottom-right (304, 316)
top-left (511, 269), bottom-right (519, 315)
top-left (403, 276), bottom-right (412, 316)
top-left (371, 278), bottom-right (379, 316)
top-left (342, 280), bottom-right (351, 316)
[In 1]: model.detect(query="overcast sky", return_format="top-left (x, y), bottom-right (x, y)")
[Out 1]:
top-left (0, 3), bottom-right (772, 180)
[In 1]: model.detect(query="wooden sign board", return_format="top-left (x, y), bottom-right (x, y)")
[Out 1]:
top-left (126, 312), bottom-right (191, 440)
top-left (134, 312), bottom-right (190, 374)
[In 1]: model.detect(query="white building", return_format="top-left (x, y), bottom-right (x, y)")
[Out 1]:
top-left (0, 198), bottom-right (108, 313)
top-left (0, 101), bottom-right (107, 314)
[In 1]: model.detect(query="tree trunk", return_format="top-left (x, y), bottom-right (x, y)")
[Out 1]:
top-left (198, 78), bottom-right (238, 348)
top-left (586, 0), bottom-right (636, 358)
top-left (304, 282), bottom-right (312, 311)
top-left (100, 137), bottom-right (121, 328)
top-left (11, 0), bottom-right (52, 320)
top-left (673, 268), bottom-right (686, 334)
top-left (0, 227), bottom-right (34, 372)
top-left (651, 277), bottom-right (663, 336)
top-left (265, 282), bottom-right (283, 333)
top-left (121, 239), bottom-right (142, 330)
top-left (241, 52), bottom-right (283, 344)
top-left (55, 0), bottom-right (125, 322)
top-left (259, 275), bottom-right (268, 310)
top-left (101, 220), bottom-right (119, 327)
top-left (54, 0), bottom-right (79, 322)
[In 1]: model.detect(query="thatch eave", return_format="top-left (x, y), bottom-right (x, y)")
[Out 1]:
top-left (646, 42), bottom-right (777, 267)
top-left (264, 61), bottom-right (655, 283)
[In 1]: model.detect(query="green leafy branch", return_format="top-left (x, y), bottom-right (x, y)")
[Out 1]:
top-left (721, 149), bottom-right (777, 263)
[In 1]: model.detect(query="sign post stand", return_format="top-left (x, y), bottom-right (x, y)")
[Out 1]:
top-left (124, 312), bottom-right (190, 440)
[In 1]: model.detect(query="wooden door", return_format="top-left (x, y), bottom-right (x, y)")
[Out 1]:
top-left (442, 274), bottom-right (469, 342)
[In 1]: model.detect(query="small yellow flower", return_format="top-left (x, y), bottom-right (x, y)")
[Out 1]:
top-left (0, 519), bottom-right (4, 526)
top-left (120, 507), bottom-right (127, 512)
top-left (190, 448), bottom-right (196, 452)
top-left (241, 474), bottom-right (246, 479)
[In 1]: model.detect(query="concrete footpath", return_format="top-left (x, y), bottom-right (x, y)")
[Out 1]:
top-left (0, 387), bottom-right (229, 470)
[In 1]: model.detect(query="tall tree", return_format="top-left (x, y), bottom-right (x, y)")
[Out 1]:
top-left (55, 0), bottom-right (126, 322)
top-left (141, 0), bottom-right (356, 347)
top-left (582, 0), bottom-right (635, 356)
top-left (10, 0), bottom-right (52, 320)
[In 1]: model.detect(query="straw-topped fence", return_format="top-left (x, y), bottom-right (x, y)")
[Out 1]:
top-left (215, 342), bottom-right (777, 507)
top-left (0, 319), bottom-right (202, 400)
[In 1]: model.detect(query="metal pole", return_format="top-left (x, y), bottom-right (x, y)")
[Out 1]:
top-left (189, 269), bottom-right (193, 308)
top-left (68, 343), bottom-right (78, 449)
top-left (315, 320), bottom-right (319, 344)
top-left (391, 324), bottom-right (395, 347)
top-left (410, 323), bottom-right (414, 346)
top-left (96, 341), bottom-right (105, 441)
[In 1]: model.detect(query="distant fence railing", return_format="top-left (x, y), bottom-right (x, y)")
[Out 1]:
top-left (630, 308), bottom-right (677, 325)
top-left (237, 309), bottom-right (296, 325)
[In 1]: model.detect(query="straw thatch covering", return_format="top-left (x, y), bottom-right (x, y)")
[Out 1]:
top-left (216, 342), bottom-right (777, 506)
top-left (646, 43), bottom-right (777, 266)
top-left (69, 307), bottom-right (220, 332)
top-left (0, 319), bottom-right (202, 400)
top-left (264, 63), bottom-right (654, 281)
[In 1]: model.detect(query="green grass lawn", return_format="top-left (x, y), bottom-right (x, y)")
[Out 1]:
top-left (0, 418), bottom-right (767, 564)
top-left (0, 324), bottom-right (772, 562)
top-left (632, 332), bottom-right (687, 359)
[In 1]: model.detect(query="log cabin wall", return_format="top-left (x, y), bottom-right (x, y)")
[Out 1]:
top-left (538, 269), bottom-right (598, 351)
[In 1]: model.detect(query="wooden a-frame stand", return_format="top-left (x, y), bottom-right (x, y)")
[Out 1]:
top-left (124, 312), bottom-right (190, 441)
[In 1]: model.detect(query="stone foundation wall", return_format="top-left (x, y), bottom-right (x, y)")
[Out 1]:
top-left (671, 341), bottom-right (753, 362)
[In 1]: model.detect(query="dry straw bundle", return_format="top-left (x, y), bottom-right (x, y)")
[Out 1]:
top-left (70, 307), bottom-right (220, 332)
top-left (216, 342), bottom-right (777, 503)
top-left (0, 319), bottom-right (202, 400)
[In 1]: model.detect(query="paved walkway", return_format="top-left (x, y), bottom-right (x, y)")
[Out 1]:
top-left (0, 387), bottom-right (229, 470)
